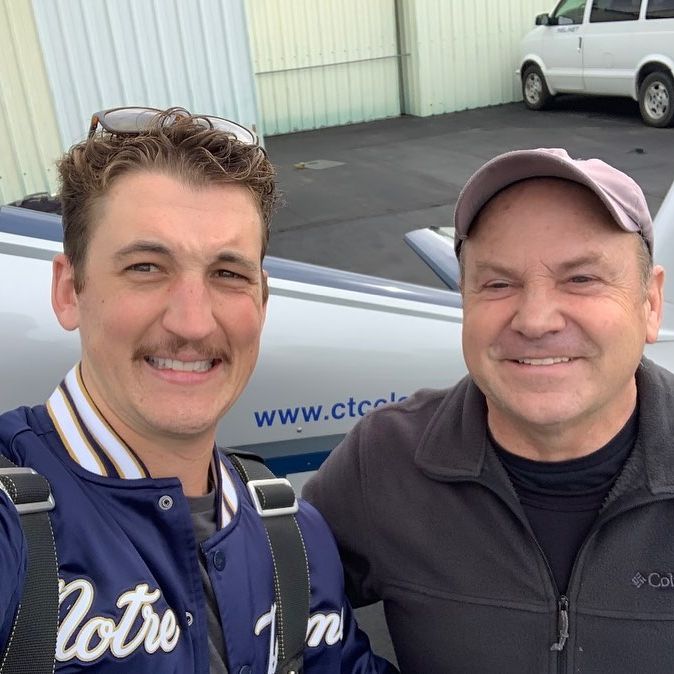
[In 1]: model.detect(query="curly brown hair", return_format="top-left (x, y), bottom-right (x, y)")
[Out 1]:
top-left (57, 109), bottom-right (279, 292)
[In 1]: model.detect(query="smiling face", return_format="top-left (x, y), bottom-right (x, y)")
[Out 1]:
top-left (460, 178), bottom-right (663, 458)
top-left (52, 171), bottom-right (267, 449)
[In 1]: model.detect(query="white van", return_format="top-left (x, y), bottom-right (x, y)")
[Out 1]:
top-left (518, 0), bottom-right (674, 127)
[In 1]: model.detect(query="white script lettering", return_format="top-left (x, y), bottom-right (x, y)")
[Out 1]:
top-left (306, 609), bottom-right (344, 647)
top-left (56, 578), bottom-right (181, 663)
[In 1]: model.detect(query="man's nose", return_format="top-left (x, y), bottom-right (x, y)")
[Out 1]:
top-left (509, 285), bottom-right (566, 339)
top-left (161, 277), bottom-right (218, 340)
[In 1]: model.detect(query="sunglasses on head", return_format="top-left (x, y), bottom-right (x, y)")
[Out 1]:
top-left (87, 106), bottom-right (260, 147)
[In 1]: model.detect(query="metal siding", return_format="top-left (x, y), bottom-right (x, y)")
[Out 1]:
top-left (0, 0), bottom-right (62, 204)
top-left (30, 0), bottom-right (261, 150)
top-left (246, 0), bottom-right (401, 135)
top-left (402, 0), bottom-right (553, 116)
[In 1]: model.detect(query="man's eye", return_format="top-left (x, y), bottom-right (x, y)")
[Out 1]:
top-left (215, 269), bottom-right (246, 280)
top-left (569, 275), bottom-right (593, 284)
top-left (128, 263), bottom-right (159, 273)
top-left (484, 281), bottom-right (510, 289)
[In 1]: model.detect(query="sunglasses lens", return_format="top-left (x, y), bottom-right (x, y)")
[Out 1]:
top-left (201, 117), bottom-right (257, 145)
top-left (101, 108), bottom-right (161, 133)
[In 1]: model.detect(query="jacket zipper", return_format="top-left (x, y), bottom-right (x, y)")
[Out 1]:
top-left (550, 595), bottom-right (569, 652)
top-left (478, 484), bottom-right (571, 665)
top-left (528, 534), bottom-right (570, 664)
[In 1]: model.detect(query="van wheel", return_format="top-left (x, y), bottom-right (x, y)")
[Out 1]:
top-left (522, 65), bottom-right (552, 110)
top-left (639, 71), bottom-right (674, 128)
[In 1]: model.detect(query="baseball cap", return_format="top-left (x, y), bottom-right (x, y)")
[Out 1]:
top-left (453, 148), bottom-right (653, 257)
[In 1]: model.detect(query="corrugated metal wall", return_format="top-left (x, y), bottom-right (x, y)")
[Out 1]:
top-left (246, 0), bottom-right (553, 132)
top-left (31, 0), bottom-right (261, 151)
top-left (0, 0), bottom-right (62, 204)
top-left (400, 0), bottom-right (553, 117)
top-left (246, 0), bottom-right (401, 135)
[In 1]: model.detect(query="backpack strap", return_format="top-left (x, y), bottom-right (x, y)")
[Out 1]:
top-left (0, 455), bottom-right (58, 674)
top-left (227, 451), bottom-right (309, 674)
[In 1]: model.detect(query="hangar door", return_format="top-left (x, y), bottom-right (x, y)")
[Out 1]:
top-left (247, 0), bottom-right (402, 135)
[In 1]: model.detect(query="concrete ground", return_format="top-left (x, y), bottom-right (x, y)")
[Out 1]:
top-left (265, 97), bottom-right (674, 666)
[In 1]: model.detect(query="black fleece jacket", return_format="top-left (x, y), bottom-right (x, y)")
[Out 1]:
top-left (304, 358), bottom-right (674, 674)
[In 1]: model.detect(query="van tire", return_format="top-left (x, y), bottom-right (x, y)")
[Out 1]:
top-left (522, 65), bottom-right (552, 111)
top-left (638, 71), bottom-right (674, 128)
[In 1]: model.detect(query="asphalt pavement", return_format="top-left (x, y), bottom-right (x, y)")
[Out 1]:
top-left (265, 98), bottom-right (674, 666)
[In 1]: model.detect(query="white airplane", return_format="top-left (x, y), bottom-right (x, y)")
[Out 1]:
top-left (2, 181), bottom-right (674, 487)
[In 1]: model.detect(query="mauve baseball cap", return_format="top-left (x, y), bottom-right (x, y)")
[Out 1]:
top-left (453, 148), bottom-right (653, 257)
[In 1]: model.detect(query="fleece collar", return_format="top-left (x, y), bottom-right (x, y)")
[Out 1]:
top-left (414, 358), bottom-right (674, 495)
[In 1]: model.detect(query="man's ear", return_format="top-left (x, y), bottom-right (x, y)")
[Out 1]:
top-left (645, 264), bottom-right (665, 344)
top-left (52, 254), bottom-right (81, 331)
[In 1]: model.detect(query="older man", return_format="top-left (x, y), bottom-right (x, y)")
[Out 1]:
top-left (0, 108), bottom-right (394, 673)
top-left (304, 148), bottom-right (671, 673)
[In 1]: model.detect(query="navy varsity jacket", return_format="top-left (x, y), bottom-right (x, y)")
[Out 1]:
top-left (0, 366), bottom-right (393, 673)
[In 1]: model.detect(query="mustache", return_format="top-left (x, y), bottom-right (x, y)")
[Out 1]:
top-left (133, 337), bottom-right (228, 363)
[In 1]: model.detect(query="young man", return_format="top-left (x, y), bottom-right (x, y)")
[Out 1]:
top-left (0, 108), bottom-right (394, 673)
top-left (305, 148), bottom-right (673, 673)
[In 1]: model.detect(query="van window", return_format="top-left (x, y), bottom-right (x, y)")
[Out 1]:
top-left (552, 0), bottom-right (587, 24)
top-left (646, 0), bottom-right (674, 18)
top-left (590, 0), bottom-right (641, 21)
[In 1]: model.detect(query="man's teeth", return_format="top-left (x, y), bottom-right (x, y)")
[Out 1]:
top-left (146, 357), bottom-right (214, 372)
top-left (516, 357), bottom-right (571, 366)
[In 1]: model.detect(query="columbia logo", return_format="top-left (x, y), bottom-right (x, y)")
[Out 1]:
top-left (633, 571), bottom-right (674, 589)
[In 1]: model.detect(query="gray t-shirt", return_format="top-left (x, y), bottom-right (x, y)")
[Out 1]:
top-left (188, 491), bottom-right (228, 674)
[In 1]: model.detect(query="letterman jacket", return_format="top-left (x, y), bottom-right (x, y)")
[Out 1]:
top-left (304, 358), bottom-right (674, 673)
top-left (0, 365), bottom-right (395, 673)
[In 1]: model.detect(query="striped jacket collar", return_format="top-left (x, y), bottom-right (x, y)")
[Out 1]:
top-left (46, 363), bottom-right (239, 527)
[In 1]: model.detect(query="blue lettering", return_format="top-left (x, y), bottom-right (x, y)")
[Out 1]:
top-left (254, 410), bottom-right (276, 428)
top-left (277, 407), bottom-right (300, 425)
top-left (302, 405), bottom-right (323, 422)
top-left (254, 393), bottom-right (409, 427)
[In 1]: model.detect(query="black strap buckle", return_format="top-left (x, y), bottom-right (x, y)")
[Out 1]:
top-left (247, 478), bottom-right (299, 517)
top-left (0, 467), bottom-right (56, 514)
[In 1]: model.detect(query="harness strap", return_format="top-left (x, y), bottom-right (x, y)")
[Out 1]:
top-left (0, 455), bottom-right (58, 674)
top-left (227, 452), bottom-right (309, 674)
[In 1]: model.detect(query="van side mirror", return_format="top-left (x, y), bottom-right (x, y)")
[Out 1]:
top-left (535, 13), bottom-right (550, 25)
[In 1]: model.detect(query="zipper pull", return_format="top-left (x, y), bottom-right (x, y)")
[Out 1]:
top-left (550, 595), bottom-right (569, 652)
